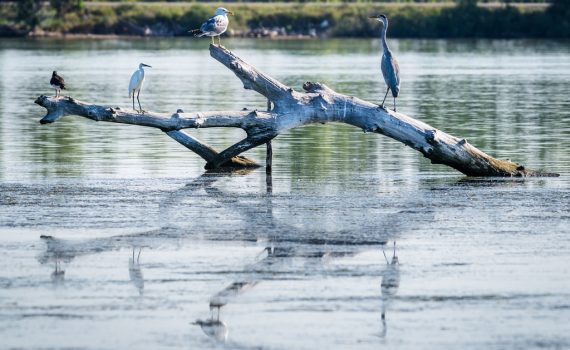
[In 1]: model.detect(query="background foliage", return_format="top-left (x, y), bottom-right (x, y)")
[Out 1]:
top-left (3, 1), bottom-right (569, 38)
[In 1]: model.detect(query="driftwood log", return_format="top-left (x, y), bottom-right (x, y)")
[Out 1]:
top-left (35, 44), bottom-right (557, 177)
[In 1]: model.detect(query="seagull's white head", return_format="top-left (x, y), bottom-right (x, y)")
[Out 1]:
top-left (369, 14), bottom-right (388, 27)
top-left (215, 7), bottom-right (233, 16)
top-left (139, 63), bottom-right (152, 69)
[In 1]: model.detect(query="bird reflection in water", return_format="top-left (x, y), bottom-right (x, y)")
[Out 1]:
top-left (193, 281), bottom-right (258, 343)
top-left (51, 258), bottom-right (65, 285)
top-left (193, 310), bottom-right (228, 343)
top-left (39, 235), bottom-right (70, 286)
top-left (380, 241), bottom-right (400, 337)
top-left (129, 247), bottom-right (144, 296)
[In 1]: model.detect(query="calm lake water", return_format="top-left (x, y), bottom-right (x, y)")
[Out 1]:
top-left (0, 38), bottom-right (569, 349)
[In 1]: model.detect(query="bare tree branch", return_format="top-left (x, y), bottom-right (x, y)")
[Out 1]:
top-left (34, 44), bottom-right (558, 177)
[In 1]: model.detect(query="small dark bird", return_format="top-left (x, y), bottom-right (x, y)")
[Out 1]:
top-left (50, 71), bottom-right (66, 98)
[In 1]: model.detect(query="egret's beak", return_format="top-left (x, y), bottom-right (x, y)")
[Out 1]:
top-left (142, 64), bottom-right (152, 68)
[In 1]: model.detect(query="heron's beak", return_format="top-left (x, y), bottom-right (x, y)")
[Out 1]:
top-left (368, 16), bottom-right (377, 19)
top-left (227, 11), bottom-right (234, 16)
top-left (142, 64), bottom-right (152, 68)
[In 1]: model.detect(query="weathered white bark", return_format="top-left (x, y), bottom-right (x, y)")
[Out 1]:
top-left (35, 44), bottom-right (558, 177)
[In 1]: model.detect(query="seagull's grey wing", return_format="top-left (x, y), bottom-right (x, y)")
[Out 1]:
top-left (200, 16), bottom-right (217, 33)
top-left (200, 15), bottom-right (228, 35)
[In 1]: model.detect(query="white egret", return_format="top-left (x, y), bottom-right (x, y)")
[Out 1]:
top-left (128, 63), bottom-right (151, 113)
top-left (190, 7), bottom-right (233, 46)
top-left (369, 14), bottom-right (401, 112)
top-left (50, 71), bottom-right (66, 98)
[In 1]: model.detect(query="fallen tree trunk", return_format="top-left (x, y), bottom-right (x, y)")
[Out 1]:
top-left (35, 44), bottom-right (558, 177)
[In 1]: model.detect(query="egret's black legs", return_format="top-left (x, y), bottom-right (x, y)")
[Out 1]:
top-left (381, 88), bottom-right (390, 110)
top-left (393, 97), bottom-right (397, 112)
top-left (132, 91), bottom-right (135, 111)
top-left (137, 90), bottom-right (143, 113)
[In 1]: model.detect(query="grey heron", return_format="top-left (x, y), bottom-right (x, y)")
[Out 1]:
top-left (128, 63), bottom-right (151, 113)
top-left (189, 7), bottom-right (233, 46)
top-left (369, 14), bottom-right (400, 112)
top-left (50, 71), bottom-right (66, 98)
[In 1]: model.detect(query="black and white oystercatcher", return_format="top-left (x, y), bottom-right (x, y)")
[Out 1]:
top-left (50, 71), bottom-right (66, 98)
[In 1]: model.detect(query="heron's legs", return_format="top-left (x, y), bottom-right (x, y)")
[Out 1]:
top-left (132, 91), bottom-right (135, 111)
top-left (211, 36), bottom-right (214, 45)
top-left (137, 90), bottom-right (143, 113)
top-left (382, 245), bottom-right (390, 265)
top-left (381, 87), bottom-right (390, 109)
top-left (393, 97), bottom-right (397, 112)
top-left (137, 248), bottom-right (142, 263)
top-left (218, 35), bottom-right (222, 47)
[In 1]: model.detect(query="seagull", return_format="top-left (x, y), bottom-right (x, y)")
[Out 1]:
top-left (369, 14), bottom-right (401, 112)
top-left (128, 63), bottom-right (151, 113)
top-left (189, 7), bottom-right (234, 46)
top-left (50, 71), bottom-right (66, 98)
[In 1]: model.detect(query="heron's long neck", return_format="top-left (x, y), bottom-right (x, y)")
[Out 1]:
top-left (381, 25), bottom-right (390, 53)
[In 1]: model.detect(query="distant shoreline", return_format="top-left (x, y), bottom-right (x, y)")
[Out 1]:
top-left (1, 2), bottom-right (567, 39)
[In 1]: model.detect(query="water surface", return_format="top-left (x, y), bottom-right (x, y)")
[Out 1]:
top-left (0, 38), bottom-right (569, 349)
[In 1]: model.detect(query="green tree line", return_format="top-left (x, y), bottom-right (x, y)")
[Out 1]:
top-left (6, 0), bottom-right (570, 37)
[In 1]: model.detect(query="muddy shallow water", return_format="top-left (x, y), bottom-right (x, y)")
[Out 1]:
top-left (0, 38), bottom-right (569, 349)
